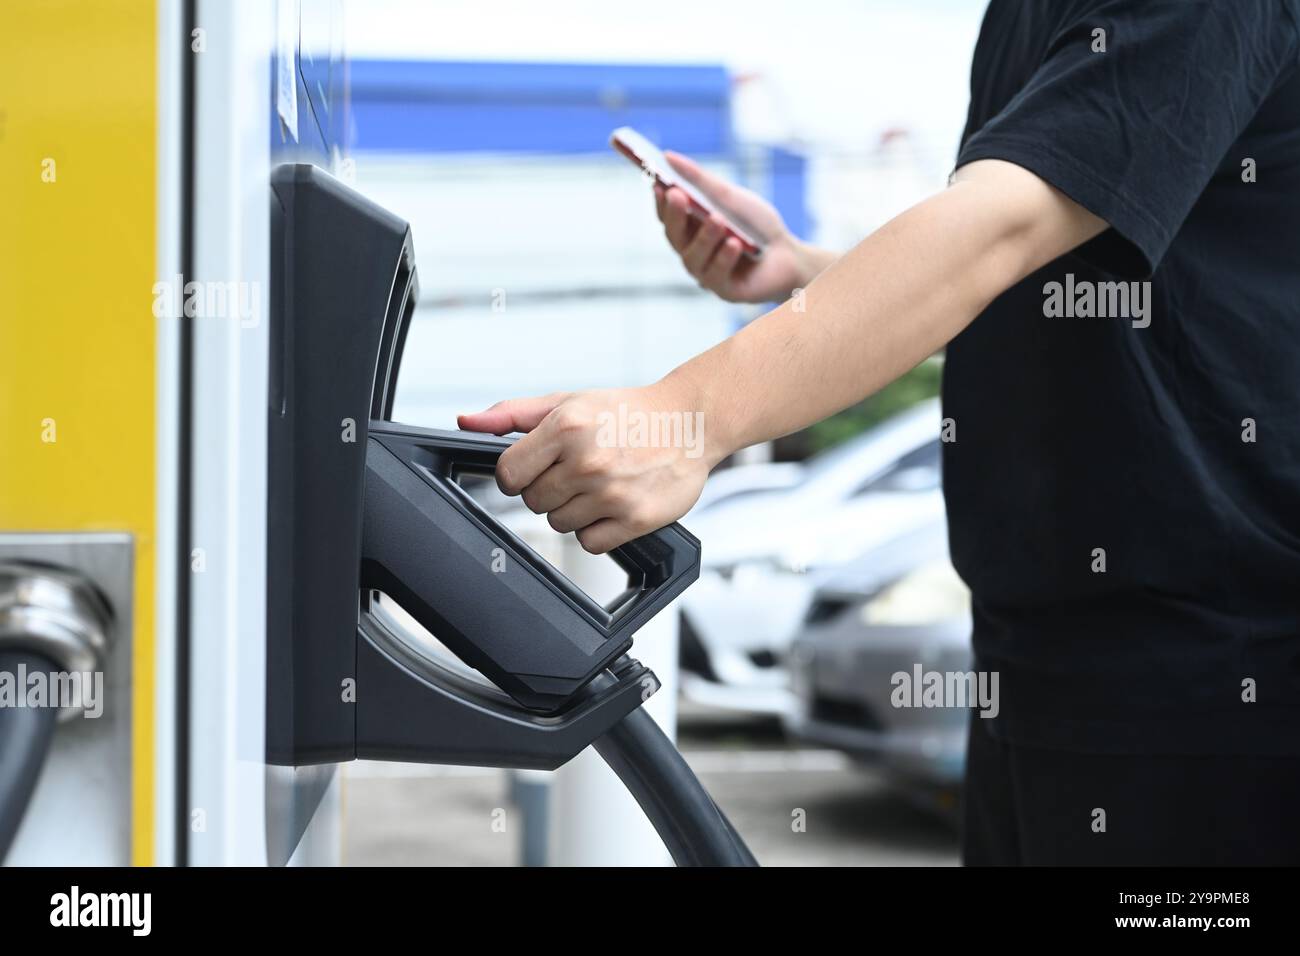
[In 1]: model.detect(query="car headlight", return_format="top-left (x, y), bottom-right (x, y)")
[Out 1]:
top-left (859, 560), bottom-right (970, 627)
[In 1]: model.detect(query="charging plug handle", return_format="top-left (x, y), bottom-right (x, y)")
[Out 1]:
top-left (360, 421), bottom-right (701, 714)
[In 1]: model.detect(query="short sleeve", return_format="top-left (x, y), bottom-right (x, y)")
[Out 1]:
top-left (957, 0), bottom-right (1300, 278)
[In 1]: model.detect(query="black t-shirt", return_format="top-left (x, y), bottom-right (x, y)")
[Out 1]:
top-left (944, 0), bottom-right (1300, 755)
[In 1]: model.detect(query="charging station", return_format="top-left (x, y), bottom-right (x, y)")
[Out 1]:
top-left (1, 0), bottom-right (754, 867)
top-left (265, 163), bottom-right (752, 866)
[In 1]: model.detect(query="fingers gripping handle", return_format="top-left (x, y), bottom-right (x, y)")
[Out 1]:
top-left (360, 422), bottom-right (701, 714)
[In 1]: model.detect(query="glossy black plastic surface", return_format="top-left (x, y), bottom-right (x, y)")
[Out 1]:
top-left (362, 422), bottom-right (701, 713)
top-left (266, 164), bottom-right (697, 767)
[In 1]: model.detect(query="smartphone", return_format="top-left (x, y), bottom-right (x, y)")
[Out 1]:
top-left (609, 126), bottom-right (764, 260)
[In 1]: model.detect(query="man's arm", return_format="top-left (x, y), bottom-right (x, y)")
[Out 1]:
top-left (665, 159), bottom-right (1106, 452)
top-left (459, 159), bottom-right (1107, 553)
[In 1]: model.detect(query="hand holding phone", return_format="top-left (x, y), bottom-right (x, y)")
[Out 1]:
top-left (611, 127), bottom-right (824, 304)
top-left (610, 126), bottom-right (764, 260)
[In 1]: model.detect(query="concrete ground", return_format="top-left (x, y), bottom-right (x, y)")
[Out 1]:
top-left (342, 712), bottom-right (960, 867)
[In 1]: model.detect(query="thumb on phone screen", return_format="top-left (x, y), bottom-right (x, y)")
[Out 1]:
top-left (664, 150), bottom-right (737, 214)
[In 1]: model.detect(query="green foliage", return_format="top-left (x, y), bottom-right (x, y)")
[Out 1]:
top-left (776, 358), bottom-right (944, 459)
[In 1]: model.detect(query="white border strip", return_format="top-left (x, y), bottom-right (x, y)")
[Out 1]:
top-left (153, 0), bottom-right (185, 868)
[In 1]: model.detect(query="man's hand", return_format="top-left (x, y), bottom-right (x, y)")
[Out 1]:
top-left (656, 150), bottom-right (835, 303)
top-left (457, 379), bottom-right (719, 554)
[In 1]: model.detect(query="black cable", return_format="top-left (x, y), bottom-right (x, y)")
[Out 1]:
top-left (594, 707), bottom-right (757, 867)
top-left (0, 651), bottom-right (60, 860)
top-left (710, 792), bottom-right (759, 867)
top-left (587, 659), bottom-right (758, 867)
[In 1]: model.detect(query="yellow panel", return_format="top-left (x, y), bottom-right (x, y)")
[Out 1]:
top-left (0, 0), bottom-right (157, 865)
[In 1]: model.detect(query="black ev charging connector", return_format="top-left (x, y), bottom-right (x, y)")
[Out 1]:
top-left (362, 422), bottom-right (700, 714)
top-left (267, 164), bottom-right (756, 865)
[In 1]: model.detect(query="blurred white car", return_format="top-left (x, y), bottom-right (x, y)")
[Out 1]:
top-left (679, 400), bottom-right (944, 716)
top-left (691, 460), bottom-right (804, 512)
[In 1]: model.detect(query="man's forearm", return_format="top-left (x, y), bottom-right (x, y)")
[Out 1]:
top-left (665, 161), bottom-right (1106, 463)
top-left (458, 162), bottom-right (1105, 553)
top-left (788, 239), bottom-right (840, 295)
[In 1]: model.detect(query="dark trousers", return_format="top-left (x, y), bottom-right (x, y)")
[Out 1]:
top-left (961, 714), bottom-right (1300, 865)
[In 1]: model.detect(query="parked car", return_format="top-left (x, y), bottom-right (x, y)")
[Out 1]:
top-left (784, 518), bottom-right (972, 796)
top-left (678, 400), bottom-right (944, 716)
top-left (691, 460), bottom-right (804, 513)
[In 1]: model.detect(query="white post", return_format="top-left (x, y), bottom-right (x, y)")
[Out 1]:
top-left (547, 536), bottom-right (679, 867)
